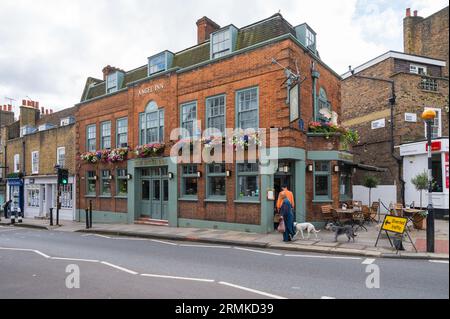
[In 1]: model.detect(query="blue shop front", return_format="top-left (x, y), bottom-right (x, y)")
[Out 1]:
top-left (6, 177), bottom-right (24, 216)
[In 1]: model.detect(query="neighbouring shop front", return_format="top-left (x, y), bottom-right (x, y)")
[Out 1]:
top-left (6, 176), bottom-right (24, 216)
top-left (400, 138), bottom-right (449, 218)
top-left (23, 176), bottom-right (76, 221)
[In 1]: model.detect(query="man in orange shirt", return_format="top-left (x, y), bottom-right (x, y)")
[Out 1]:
top-left (276, 185), bottom-right (295, 211)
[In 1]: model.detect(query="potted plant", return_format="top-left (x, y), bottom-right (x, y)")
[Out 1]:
top-left (411, 172), bottom-right (428, 210)
top-left (412, 210), bottom-right (428, 230)
top-left (362, 175), bottom-right (380, 207)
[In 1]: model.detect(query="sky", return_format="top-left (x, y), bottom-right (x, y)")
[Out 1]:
top-left (0, 0), bottom-right (448, 115)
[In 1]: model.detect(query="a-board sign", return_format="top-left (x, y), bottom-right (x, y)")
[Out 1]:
top-left (381, 215), bottom-right (408, 234)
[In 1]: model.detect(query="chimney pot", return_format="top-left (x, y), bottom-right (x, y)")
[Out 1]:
top-left (22, 99), bottom-right (26, 106)
top-left (50, 109), bottom-right (53, 114)
top-left (41, 107), bottom-right (45, 113)
top-left (8, 105), bottom-right (12, 111)
top-left (45, 109), bottom-right (49, 115)
top-left (414, 10), bottom-right (418, 17)
top-left (36, 101), bottom-right (39, 109)
top-left (406, 8), bottom-right (411, 17)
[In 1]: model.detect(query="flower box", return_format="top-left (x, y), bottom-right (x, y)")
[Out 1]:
top-left (134, 143), bottom-right (165, 158)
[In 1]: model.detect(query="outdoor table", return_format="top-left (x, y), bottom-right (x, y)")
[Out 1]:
top-left (334, 208), bottom-right (368, 231)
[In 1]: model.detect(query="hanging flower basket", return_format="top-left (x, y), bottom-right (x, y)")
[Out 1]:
top-left (228, 130), bottom-right (262, 150)
top-left (202, 136), bottom-right (226, 149)
top-left (108, 148), bottom-right (129, 163)
top-left (134, 143), bottom-right (165, 158)
top-left (80, 152), bottom-right (101, 164)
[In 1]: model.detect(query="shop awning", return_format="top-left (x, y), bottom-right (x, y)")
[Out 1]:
top-left (352, 163), bottom-right (388, 172)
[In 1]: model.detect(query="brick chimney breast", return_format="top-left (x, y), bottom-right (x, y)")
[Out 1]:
top-left (196, 16), bottom-right (220, 44)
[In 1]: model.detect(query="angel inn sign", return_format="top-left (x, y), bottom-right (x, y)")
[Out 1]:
top-left (75, 13), bottom-right (352, 234)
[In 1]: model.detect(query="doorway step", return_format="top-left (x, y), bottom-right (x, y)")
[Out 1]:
top-left (135, 216), bottom-right (168, 226)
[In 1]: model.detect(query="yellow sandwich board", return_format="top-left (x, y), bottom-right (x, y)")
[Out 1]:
top-left (381, 215), bottom-right (408, 234)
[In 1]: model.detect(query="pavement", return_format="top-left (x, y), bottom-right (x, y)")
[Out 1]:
top-left (0, 217), bottom-right (448, 260)
top-left (0, 226), bottom-right (448, 299)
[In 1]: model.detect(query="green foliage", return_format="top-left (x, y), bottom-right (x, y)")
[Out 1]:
top-left (363, 175), bottom-right (380, 189)
top-left (411, 172), bottom-right (429, 191)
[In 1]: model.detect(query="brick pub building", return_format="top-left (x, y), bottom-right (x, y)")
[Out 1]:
top-left (76, 14), bottom-right (351, 233)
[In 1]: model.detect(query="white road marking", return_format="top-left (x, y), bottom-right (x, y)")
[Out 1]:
top-left (91, 234), bottom-right (112, 239)
top-left (150, 239), bottom-right (178, 246)
top-left (113, 237), bottom-right (148, 241)
top-left (51, 257), bottom-right (99, 263)
top-left (179, 244), bottom-right (231, 249)
top-left (33, 250), bottom-right (51, 259)
top-left (429, 260), bottom-right (449, 264)
top-left (285, 254), bottom-right (361, 260)
top-left (141, 273), bottom-right (215, 283)
top-left (100, 261), bottom-right (138, 275)
top-left (321, 296), bottom-right (336, 299)
top-left (0, 247), bottom-right (34, 252)
top-left (219, 282), bottom-right (287, 299)
top-left (362, 258), bottom-right (376, 265)
top-left (234, 247), bottom-right (282, 256)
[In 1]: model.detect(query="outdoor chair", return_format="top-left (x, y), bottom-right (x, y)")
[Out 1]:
top-left (368, 202), bottom-right (379, 223)
top-left (352, 211), bottom-right (368, 232)
top-left (321, 205), bottom-right (336, 225)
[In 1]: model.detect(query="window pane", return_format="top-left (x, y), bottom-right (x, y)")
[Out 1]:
top-left (315, 175), bottom-right (329, 197)
top-left (238, 176), bottom-right (259, 198)
top-left (237, 163), bottom-right (258, 173)
top-left (183, 177), bottom-right (198, 196)
top-left (432, 154), bottom-right (443, 192)
top-left (207, 96), bottom-right (225, 133)
top-left (208, 176), bottom-right (226, 196)
top-left (142, 180), bottom-right (150, 200)
top-left (237, 88), bottom-right (258, 129)
top-left (87, 180), bottom-right (96, 195)
top-left (315, 161), bottom-right (330, 173)
top-left (208, 163), bottom-right (225, 174)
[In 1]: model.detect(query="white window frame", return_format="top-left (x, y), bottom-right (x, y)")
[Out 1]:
top-left (236, 87), bottom-right (259, 130)
top-left (106, 72), bottom-right (118, 94)
top-left (148, 53), bottom-right (166, 75)
top-left (100, 121), bottom-right (112, 150)
top-left (57, 147), bottom-right (66, 168)
top-left (14, 154), bottom-right (20, 173)
top-left (180, 101), bottom-right (197, 138)
top-left (211, 29), bottom-right (231, 59)
top-left (306, 28), bottom-right (315, 48)
top-left (424, 107), bottom-right (442, 139)
top-left (410, 64), bottom-right (427, 75)
top-left (31, 151), bottom-right (39, 174)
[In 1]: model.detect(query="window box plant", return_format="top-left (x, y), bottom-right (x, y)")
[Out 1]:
top-left (308, 121), bottom-right (359, 150)
top-left (228, 129), bottom-right (262, 150)
top-left (134, 143), bottom-right (165, 158)
top-left (108, 148), bottom-right (129, 163)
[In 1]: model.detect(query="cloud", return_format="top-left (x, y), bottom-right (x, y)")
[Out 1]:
top-left (0, 0), bottom-right (447, 115)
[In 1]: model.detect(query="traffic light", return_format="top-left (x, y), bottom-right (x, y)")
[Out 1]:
top-left (57, 168), bottom-right (69, 185)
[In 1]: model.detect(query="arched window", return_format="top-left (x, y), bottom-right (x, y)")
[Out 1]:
top-left (317, 87), bottom-right (331, 121)
top-left (139, 101), bottom-right (164, 144)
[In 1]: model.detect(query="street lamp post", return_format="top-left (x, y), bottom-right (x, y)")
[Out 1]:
top-left (422, 109), bottom-right (437, 253)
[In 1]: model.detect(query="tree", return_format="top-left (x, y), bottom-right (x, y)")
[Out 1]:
top-left (411, 172), bottom-right (428, 209)
top-left (363, 175), bottom-right (380, 207)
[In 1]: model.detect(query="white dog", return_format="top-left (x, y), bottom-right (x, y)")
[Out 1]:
top-left (294, 222), bottom-right (321, 240)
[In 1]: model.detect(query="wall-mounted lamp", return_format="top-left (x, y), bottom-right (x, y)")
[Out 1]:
top-left (168, 172), bottom-right (174, 180)
top-left (197, 171), bottom-right (202, 178)
top-left (226, 170), bottom-right (232, 177)
top-left (307, 164), bottom-right (313, 172)
top-left (334, 165), bottom-right (340, 173)
top-left (282, 165), bottom-right (290, 173)
top-left (126, 174), bottom-right (133, 180)
top-left (108, 175), bottom-right (114, 180)
top-left (93, 175), bottom-right (98, 181)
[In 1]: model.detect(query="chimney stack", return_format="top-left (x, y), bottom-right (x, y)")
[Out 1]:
top-left (196, 16), bottom-right (220, 44)
top-left (406, 8), bottom-right (411, 17)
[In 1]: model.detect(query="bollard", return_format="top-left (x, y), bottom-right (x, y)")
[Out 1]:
top-left (10, 212), bottom-right (15, 225)
top-left (18, 214), bottom-right (22, 223)
top-left (85, 208), bottom-right (89, 229)
top-left (89, 200), bottom-right (93, 229)
top-left (49, 208), bottom-right (53, 226)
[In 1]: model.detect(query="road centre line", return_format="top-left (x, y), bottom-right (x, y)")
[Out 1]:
top-left (218, 282), bottom-right (287, 300)
top-left (100, 261), bottom-right (139, 275)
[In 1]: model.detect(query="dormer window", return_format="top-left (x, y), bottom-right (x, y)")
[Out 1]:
top-left (212, 29), bottom-right (231, 59)
top-left (306, 28), bottom-right (316, 48)
top-left (148, 51), bottom-right (174, 76)
top-left (106, 72), bottom-right (118, 94)
top-left (60, 116), bottom-right (75, 127)
top-left (210, 26), bottom-right (237, 59)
